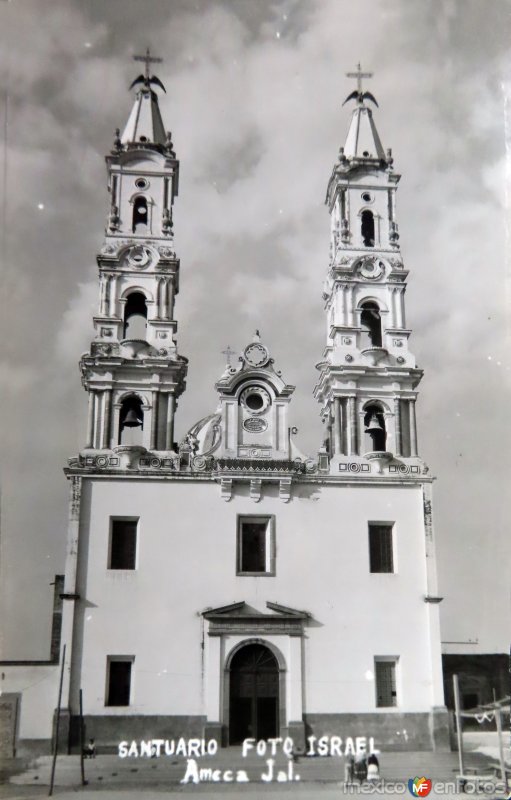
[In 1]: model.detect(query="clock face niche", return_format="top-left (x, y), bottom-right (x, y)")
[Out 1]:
top-left (243, 343), bottom-right (269, 368)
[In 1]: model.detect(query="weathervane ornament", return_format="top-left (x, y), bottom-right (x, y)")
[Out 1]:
top-left (343, 63), bottom-right (378, 107)
top-left (130, 47), bottom-right (166, 93)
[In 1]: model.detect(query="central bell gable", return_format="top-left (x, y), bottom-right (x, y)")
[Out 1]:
top-left (214, 334), bottom-right (295, 461)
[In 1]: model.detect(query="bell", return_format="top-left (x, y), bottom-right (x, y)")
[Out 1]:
top-left (123, 408), bottom-right (143, 428)
top-left (365, 413), bottom-right (383, 433)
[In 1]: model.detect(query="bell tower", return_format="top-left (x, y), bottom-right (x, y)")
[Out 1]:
top-left (314, 66), bottom-right (423, 471)
top-left (80, 51), bottom-right (188, 455)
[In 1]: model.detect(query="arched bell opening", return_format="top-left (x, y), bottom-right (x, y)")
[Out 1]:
top-left (364, 403), bottom-right (386, 452)
top-left (132, 195), bottom-right (149, 233)
top-left (361, 209), bottom-right (375, 247)
top-left (227, 642), bottom-right (281, 745)
top-left (119, 395), bottom-right (144, 446)
top-left (123, 292), bottom-right (148, 339)
top-left (360, 301), bottom-right (383, 348)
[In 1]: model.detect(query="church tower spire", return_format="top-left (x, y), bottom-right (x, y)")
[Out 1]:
top-left (79, 54), bottom-right (187, 455)
top-left (314, 68), bottom-right (423, 470)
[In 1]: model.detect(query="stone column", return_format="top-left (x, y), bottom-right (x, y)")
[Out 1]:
top-left (93, 391), bottom-right (102, 449)
top-left (167, 278), bottom-right (175, 320)
top-left (287, 636), bottom-right (305, 748)
top-left (341, 284), bottom-right (349, 327)
top-left (162, 279), bottom-right (170, 320)
top-left (59, 476), bottom-right (82, 721)
top-left (102, 389), bottom-right (112, 449)
top-left (99, 275), bottom-right (107, 316)
top-left (358, 408), bottom-right (366, 455)
top-left (333, 397), bottom-right (342, 455)
top-left (165, 393), bottom-right (175, 450)
top-left (390, 287), bottom-right (397, 329)
top-left (111, 403), bottom-right (121, 447)
top-left (396, 288), bottom-right (405, 328)
top-left (108, 275), bottom-right (117, 318)
top-left (394, 397), bottom-right (402, 456)
top-left (205, 634), bottom-right (222, 724)
top-left (150, 391), bottom-right (159, 450)
top-left (347, 396), bottom-right (358, 456)
top-left (348, 286), bottom-right (356, 327)
top-left (85, 392), bottom-right (95, 449)
top-left (157, 278), bottom-right (164, 319)
top-left (409, 399), bottom-right (418, 456)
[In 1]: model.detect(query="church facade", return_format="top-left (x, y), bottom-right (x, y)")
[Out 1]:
top-left (2, 65), bottom-right (449, 754)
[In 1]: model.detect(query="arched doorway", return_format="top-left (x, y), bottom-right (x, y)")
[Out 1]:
top-left (228, 643), bottom-right (279, 744)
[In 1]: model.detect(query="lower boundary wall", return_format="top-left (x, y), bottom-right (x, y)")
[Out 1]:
top-left (45, 709), bottom-right (451, 755)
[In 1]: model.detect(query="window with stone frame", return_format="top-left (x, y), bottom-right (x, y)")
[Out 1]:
top-left (375, 658), bottom-right (398, 707)
top-left (237, 515), bottom-right (275, 576)
top-left (109, 518), bottom-right (138, 570)
top-left (368, 522), bottom-right (394, 573)
top-left (106, 657), bottom-right (134, 706)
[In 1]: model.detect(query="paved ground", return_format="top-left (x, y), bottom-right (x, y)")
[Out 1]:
top-left (1, 747), bottom-right (508, 799)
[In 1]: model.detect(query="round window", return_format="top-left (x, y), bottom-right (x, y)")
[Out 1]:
top-left (245, 393), bottom-right (264, 411)
top-left (135, 178), bottom-right (149, 190)
top-left (240, 386), bottom-right (270, 415)
top-left (362, 191), bottom-right (372, 202)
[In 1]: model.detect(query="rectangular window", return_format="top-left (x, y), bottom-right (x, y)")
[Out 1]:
top-left (237, 516), bottom-right (275, 575)
top-left (106, 657), bottom-right (134, 706)
top-left (375, 658), bottom-right (398, 707)
top-left (109, 518), bottom-right (138, 570)
top-left (368, 523), bottom-right (394, 573)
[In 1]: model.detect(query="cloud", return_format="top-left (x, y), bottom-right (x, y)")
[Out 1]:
top-left (0, 0), bottom-right (509, 655)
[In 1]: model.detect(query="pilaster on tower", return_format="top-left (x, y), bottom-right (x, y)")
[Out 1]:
top-left (314, 67), bottom-right (426, 474)
top-left (78, 53), bottom-right (188, 457)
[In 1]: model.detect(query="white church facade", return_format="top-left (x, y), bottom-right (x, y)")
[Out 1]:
top-left (1, 62), bottom-right (449, 754)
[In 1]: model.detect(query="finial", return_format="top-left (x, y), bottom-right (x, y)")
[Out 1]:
top-left (112, 127), bottom-right (121, 153)
top-left (343, 63), bottom-right (378, 107)
top-left (129, 47), bottom-right (167, 93)
top-left (253, 330), bottom-right (261, 341)
top-left (165, 131), bottom-right (176, 157)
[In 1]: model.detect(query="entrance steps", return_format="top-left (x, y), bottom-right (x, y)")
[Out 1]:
top-left (8, 748), bottom-right (493, 788)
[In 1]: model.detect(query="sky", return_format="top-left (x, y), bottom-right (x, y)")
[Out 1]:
top-left (0, 0), bottom-right (509, 658)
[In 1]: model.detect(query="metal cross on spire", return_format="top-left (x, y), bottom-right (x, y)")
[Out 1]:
top-left (130, 48), bottom-right (167, 94)
top-left (343, 63), bottom-right (378, 107)
top-left (222, 345), bottom-right (236, 366)
top-left (133, 47), bottom-right (163, 80)
top-left (346, 63), bottom-right (373, 94)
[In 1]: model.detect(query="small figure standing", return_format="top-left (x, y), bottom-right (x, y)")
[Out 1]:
top-left (344, 754), bottom-right (355, 783)
top-left (367, 752), bottom-right (380, 782)
top-left (84, 738), bottom-right (96, 759)
top-left (354, 750), bottom-right (368, 782)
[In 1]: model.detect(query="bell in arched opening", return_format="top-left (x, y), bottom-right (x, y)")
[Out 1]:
top-left (364, 405), bottom-right (386, 452)
top-left (360, 301), bottom-right (383, 348)
top-left (119, 396), bottom-right (144, 446)
top-left (361, 209), bottom-right (375, 247)
top-left (132, 196), bottom-right (149, 233)
top-left (123, 292), bottom-right (148, 339)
